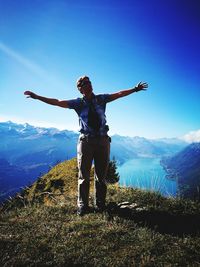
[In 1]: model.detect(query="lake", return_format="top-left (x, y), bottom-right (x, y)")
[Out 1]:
top-left (117, 158), bottom-right (177, 197)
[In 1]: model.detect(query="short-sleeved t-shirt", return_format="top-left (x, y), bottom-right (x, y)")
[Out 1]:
top-left (67, 93), bottom-right (111, 136)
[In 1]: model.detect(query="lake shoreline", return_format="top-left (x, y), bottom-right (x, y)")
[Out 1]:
top-left (117, 157), bottom-right (177, 197)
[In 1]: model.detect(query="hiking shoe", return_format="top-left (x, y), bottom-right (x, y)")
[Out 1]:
top-left (94, 205), bottom-right (107, 213)
top-left (77, 206), bottom-right (89, 216)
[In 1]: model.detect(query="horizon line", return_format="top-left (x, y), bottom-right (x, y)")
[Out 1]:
top-left (0, 118), bottom-right (195, 143)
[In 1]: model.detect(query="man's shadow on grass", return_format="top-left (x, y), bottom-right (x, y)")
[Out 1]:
top-left (107, 202), bottom-right (200, 237)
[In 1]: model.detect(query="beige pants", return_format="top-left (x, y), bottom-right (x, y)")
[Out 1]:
top-left (77, 135), bottom-right (110, 208)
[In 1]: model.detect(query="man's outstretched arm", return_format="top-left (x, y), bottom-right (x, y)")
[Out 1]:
top-left (24, 91), bottom-right (69, 108)
top-left (109, 82), bottom-right (148, 102)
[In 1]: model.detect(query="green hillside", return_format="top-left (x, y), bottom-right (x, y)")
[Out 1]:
top-left (1, 158), bottom-right (200, 266)
top-left (22, 158), bottom-right (80, 206)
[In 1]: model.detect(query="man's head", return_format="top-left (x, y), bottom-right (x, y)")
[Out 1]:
top-left (77, 76), bottom-right (93, 98)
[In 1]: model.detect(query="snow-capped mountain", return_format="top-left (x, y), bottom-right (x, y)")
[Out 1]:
top-left (0, 121), bottom-right (78, 163)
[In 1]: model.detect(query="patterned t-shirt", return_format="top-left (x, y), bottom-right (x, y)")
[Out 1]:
top-left (67, 93), bottom-right (111, 136)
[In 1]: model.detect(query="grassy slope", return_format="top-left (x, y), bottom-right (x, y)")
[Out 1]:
top-left (1, 158), bottom-right (200, 266)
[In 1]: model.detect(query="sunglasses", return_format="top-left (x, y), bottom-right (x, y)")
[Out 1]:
top-left (79, 79), bottom-right (91, 88)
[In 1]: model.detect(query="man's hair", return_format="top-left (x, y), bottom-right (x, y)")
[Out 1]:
top-left (76, 76), bottom-right (90, 90)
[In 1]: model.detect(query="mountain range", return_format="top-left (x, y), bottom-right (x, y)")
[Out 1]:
top-left (0, 121), bottom-right (187, 203)
top-left (161, 143), bottom-right (200, 200)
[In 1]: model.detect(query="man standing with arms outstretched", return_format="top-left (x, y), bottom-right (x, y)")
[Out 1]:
top-left (24, 77), bottom-right (148, 216)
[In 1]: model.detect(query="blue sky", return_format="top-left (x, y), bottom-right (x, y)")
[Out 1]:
top-left (0, 0), bottom-right (200, 140)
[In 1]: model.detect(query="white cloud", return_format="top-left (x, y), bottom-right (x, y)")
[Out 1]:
top-left (181, 129), bottom-right (200, 143)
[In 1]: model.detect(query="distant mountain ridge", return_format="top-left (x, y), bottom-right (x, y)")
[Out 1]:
top-left (0, 121), bottom-right (78, 202)
top-left (0, 121), bottom-right (187, 202)
top-left (111, 134), bottom-right (186, 160)
top-left (0, 121), bottom-right (78, 164)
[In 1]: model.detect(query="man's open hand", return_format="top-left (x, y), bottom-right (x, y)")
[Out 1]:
top-left (24, 91), bottom-right (37, 99)
top-left (135, 82), bottom-right (148, 92)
